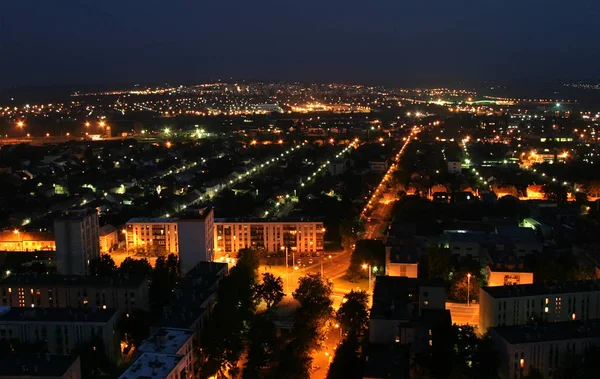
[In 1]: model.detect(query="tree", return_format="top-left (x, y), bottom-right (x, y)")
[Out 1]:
top-left (542, 183), bottom-right (567, 203)
top-left (256, 273), bottom-right (284, 310)
top-left (336, 290), bottom-right (369, 337)
top-left (89, 254), bottom-right (117, 276)
top-left (346, 239), bottom-right (385, 282)
top-left (119, 257), bottom-right (153, 277)
top-left (427, 246), bottom-right (451, 280)
top-left (242, 314), bottom-right (279, 379)
top-left (293, 273), bottom-right (333, 318)
top-left (326, 337), bottom-right (362, 379)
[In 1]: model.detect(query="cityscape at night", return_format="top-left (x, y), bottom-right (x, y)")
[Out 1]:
top-left (1, 1), bottom-right (600, 379)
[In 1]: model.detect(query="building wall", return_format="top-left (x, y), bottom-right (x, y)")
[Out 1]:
top-left (0, 282), bottom-right (149, 314)
top-left (479, 289), bottom-right (600, 333)
top-left (99, 230), bottom-right (118, 254)
top-left (0, 232), bottom-right (55, 252)
top-left (369, 318), bottom-right (401, 345)
top-left (178, 210), bottom-right (214, 273)
top-left (386, 263), bottom-right (418, 278)
top-left (448, 241), bottom-right (481, 259)
top-left (0, 316), bottom-right (120, 364)
top-left (125, 222), bottom-right (178, 255)
top-left (487, 270), bottom-right (534, 287)
top-left (55, 210), bottom-right (100, 276)
top-left (447, 161), bottom-right (462, 174)
top-left (491, 331), bottom-right (600, 379)
top-left (419, 285), bottom-right (446, 312)
top-left (215, 221), bottom-right (324, 256)
top-left (0, 356), bottom-right (82, 379)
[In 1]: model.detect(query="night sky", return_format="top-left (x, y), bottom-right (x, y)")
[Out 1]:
top-left (1, 0), bottom-right (598, 88)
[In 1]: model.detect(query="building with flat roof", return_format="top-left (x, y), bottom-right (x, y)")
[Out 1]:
top-left (491, 320), bottom-right (600, 379)
top-left (369, 276), bottom-right (447, 346)
top-left (0, 307), bottom-right (121, 363)
top-left (496, 226), bottom-right (543, 257)
top-left (0, 273), bottom-right (149, 314)
top-left (479, 280), bottom-right (600, 333)
top-left (0, 354), bottom-right (81, 379)
top-left (486, 251), bottom-right (534, 287)
top-left (0, 231), bottom-right (55, 252)
top-left (119, 353), bottom-right (187, 379)
top-left (125, 208), bottom-right (215, 273)
top-left (214, 218), bottom-right (324, 257)
top-left (138, 328), bottom-right (194, 377)
top-left (54, 207), bottom-right (100, 275)
top-left (385, 244), bottom-right (419, 278)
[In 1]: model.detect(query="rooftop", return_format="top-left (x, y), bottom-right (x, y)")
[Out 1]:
top-left (99, 224), bottom-right (117, 236)
top-left (138, 328), bottom-right (194, 355)
top-left (493, 319), bottom-right (600, 344)
top-left (0, 354), bottom-right (80, 377)
top-left (57, 206), bottom-right (96, 220)
top-left (214, 216), bottom-right (324, 224)
top-left (371, 276), bottom-right (444, 320)
top-left (0, 231), bottom-right (54, 242)
top-left (0, 272), bottom-right (147, 288)
top-left (482, 280), bottom-right (600, 299)
top-left (0, 307), bottom-right (118, 323)
top-left (127, 217), bottom-right (177, 224)
top-left (119, 353), bottom-right (183, 379)
top-left (496, 226), bottom-right (540, 244)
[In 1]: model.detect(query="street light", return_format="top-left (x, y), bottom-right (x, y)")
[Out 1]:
top-left (362, 263), bottom-right (373, 293)
top-left (467, 273), bottom-right (472, 306)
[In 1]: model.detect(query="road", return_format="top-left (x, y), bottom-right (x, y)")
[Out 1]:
top-left (446, 302), bottom-right (480, 329)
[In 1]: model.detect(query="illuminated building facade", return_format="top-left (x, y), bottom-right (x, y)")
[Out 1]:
top-left (214, 218), bottom-right (325, 256)
top-left (0, 231), bottom-right (55, 252)
top-left (125, 208), bottom-right (215, 273)
top-left (479, 281), bottom-right (600, 333)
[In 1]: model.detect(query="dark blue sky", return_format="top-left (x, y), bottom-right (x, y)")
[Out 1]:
top-left (1, 0), bottom-right (598, 87)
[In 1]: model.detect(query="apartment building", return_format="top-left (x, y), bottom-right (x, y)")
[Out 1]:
top-left (479, 280), bottom-right (600, 333)
top-left (0, 273), bottom-right (149, 314)
top-left (99, 224), bottom-right (118, 254)
top-left (491, 320), bottom-right (600, 379)
top-left (0, 307), bottom-right (121, 364)
top-left (0, 354), bottom-right (81, 379)
top-left (54, 207), bottom-right (100, 275)
top-left (119, 353), bottom-right (188, 379)
top-left (214, 218), bottom-right (325, 256)
top-left (135, 328), bottom-right (195, 379)
top-left (125, 208), bottom-right (215, 273)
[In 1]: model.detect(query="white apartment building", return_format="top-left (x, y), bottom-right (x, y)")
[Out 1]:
top-left (479, 280), bottom-right (600, 333)
top-left (54, 207), bottom-right (100, 276)
top-left (214, 218), bottom-right (325, 256)
top-left (491, 320), bottom-right (600, 379)
top-left (125, 208), bottom-right (215, 273)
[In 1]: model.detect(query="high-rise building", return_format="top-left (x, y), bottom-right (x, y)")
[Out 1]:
top-left (54, 207), bottom-right (100, 276)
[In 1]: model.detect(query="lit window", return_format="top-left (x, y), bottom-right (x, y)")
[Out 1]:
top-left (544, 307), bottom-right (549, 313)
top-left (520, 359), bottom-right (524, 368)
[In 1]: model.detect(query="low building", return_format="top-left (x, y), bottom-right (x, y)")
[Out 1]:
top-left (479, 280), bottom-right (600, 333)
top-left (491, 320), bottom-right (600, 379)
top-left (496, 226), bottom-right (543, 257)
top-left (0, 231), bottom-right (55, 252)
top-left (0, 273), bottom-right (149, 314)
top-left (214, 218), bottom-right (325, 257)
top-left (487, 252), bottom-right (534, 287)
top-left (119, 353), bottom-right (188, 379)
top-left (0, 307), bottom-right (121, 364)
top-left (385, 244), bottom-right (419, 278)
top-left (328, 159), bottom-right (347, 176)
top-left (99, 225), bottom-right (118, 254)
top-left (0, 354), bottom-right (81, 379)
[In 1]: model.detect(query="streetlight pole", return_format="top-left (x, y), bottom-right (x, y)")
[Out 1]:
top-left (285, 246), bottom-right (289, 295)
top-left (467, 273), bottom-right (471, 306)
top-left (362, 263), bottom-right (372, 293)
